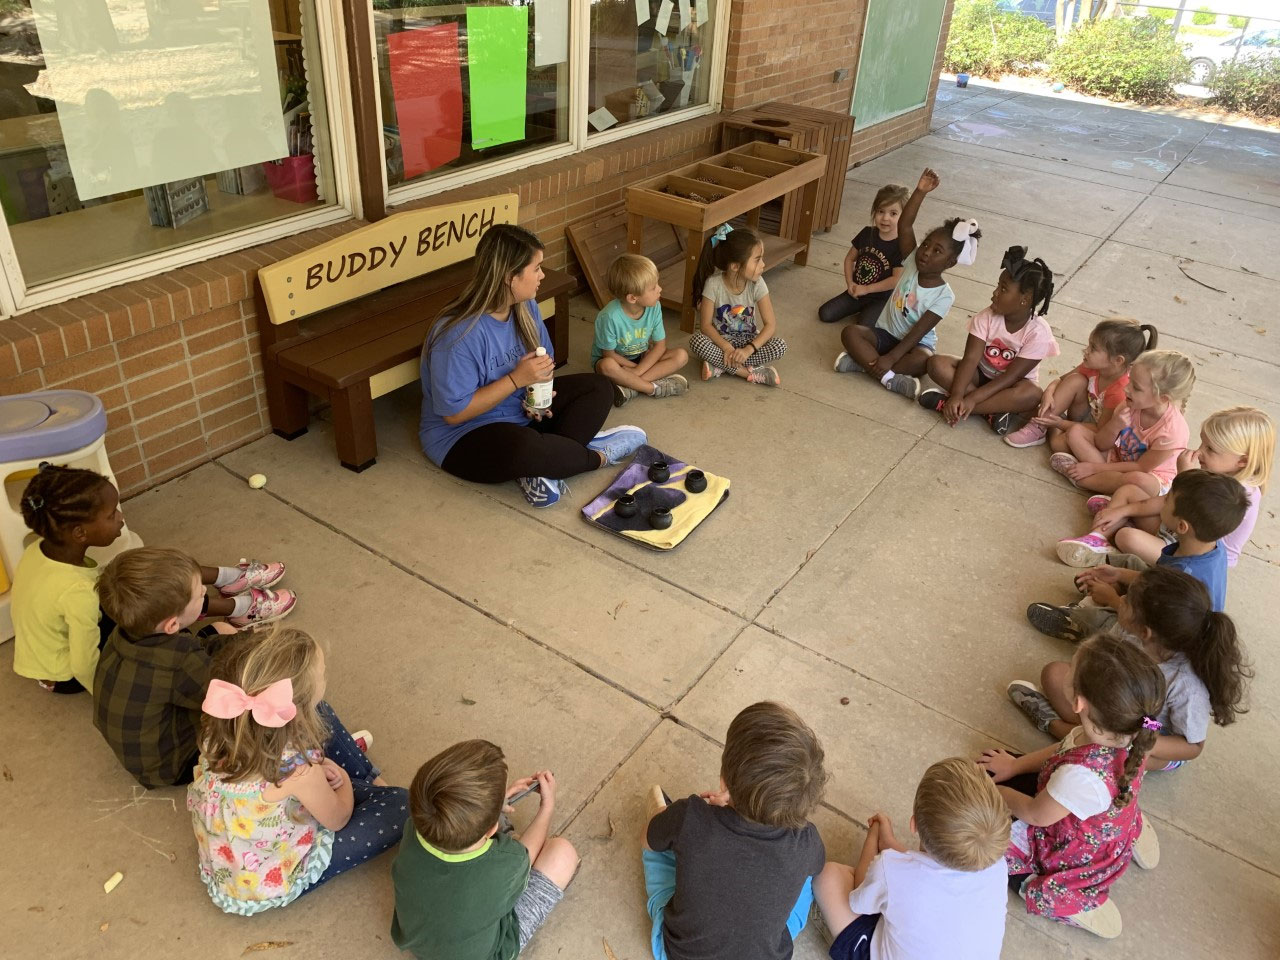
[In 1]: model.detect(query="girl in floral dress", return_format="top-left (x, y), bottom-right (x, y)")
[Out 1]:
top-left (977, 634), bottom-right (1167, 940)
top-left (187, 626), bottom-right (407, 914)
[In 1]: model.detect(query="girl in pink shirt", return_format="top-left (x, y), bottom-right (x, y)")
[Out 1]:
top-left (919, 245), bottom-right (1059, 436)
top-left (1057, 405), bottom-right (1275, 567)
top-left (1050, 350), bottom-right (1195, 496)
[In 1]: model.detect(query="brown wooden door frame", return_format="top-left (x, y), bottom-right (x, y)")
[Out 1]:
top-left (342, 0), bottom-right (387, 223)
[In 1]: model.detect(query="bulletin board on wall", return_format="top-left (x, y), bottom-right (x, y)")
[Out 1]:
top-left (849, 0), bottom-right (948, 129)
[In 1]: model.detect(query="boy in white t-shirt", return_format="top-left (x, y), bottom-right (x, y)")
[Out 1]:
top-left (813, 758), bottom-right (1010, 960)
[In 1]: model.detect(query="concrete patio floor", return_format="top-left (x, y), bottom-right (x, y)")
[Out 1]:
top-left (3, 81), bottom-right (1278, 960)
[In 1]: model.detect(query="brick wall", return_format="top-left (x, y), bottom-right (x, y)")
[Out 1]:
top-left (0, 0), bottom-right (953, 497)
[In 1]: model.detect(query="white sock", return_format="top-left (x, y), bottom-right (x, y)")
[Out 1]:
top-left (880, 371), bottom-right (894, 386)
top-left (230, 594), bottom-right (253, 618)
top-left (213, 565), bottom-right (241, 588)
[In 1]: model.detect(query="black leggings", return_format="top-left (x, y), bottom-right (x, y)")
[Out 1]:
top-left (818, 290), bottom-right (888, 326)
top-left (441, 373), bottom-right (613, 483)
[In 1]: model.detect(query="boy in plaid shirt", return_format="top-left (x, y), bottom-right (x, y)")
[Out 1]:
top-left (93, 548), bottom-right (242, 787)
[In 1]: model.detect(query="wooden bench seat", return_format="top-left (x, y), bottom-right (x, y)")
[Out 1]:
top-left (256, 194), bottom-right (570, 472)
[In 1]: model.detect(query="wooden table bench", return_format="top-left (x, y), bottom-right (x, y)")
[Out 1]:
top-left (255, 193), bottom-right (572, 472)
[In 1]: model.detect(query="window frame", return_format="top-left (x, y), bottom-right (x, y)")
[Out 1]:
top-left (0, 0), bottom-right (361, 317)
top-left (384, 0), bottom-right (732, 208)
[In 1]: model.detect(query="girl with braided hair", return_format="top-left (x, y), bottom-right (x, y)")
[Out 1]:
top-left (12, 465), bottom-right (293, 694)
top-left (918, 245), bottom-right (1059, 436)
top-left (979, 634), bottom-right (1166, 940)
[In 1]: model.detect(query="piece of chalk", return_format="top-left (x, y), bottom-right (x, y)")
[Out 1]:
top-left (103, 871), bottom-right (124, 894)
top-left (248, 473), bottom-right (267, 489)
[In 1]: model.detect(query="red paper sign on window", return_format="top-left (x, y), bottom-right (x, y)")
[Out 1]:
top-left (388, 24), bottom-right (464, 178)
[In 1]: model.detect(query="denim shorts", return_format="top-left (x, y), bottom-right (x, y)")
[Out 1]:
top-left (873, 327), bottom-right (934, 357)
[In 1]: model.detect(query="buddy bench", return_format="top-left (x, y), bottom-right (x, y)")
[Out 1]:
top-left (256, 194), bottom-right (573, 471)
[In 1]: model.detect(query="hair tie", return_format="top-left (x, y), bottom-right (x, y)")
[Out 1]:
top-left (37, 460), bottom-right (51, 472)
top-left (24, 494), bottom-right (45, 511)
top-left (709, 223), bottom-right (733, 248)
top-left (1141, 716), bottom-right (1162, 732)
top-left (202, 678), bottom-right (297, 728)
top-left (952, 218), bottom-right (979, 266)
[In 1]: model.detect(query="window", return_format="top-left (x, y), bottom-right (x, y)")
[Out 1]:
top-left (375, 0), bottom-right (728, 195)
top-left (588, 0), bottom-right (721, 135)
top-left (0, 0), bottom-right (344, 292)
top-left (374, 0), bottom-right (571, 190)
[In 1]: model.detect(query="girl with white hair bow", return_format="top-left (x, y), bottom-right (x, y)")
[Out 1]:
top-left (834, 168), bottom-right (981, 401)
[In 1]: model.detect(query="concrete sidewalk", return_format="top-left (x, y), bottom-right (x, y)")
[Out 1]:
top-left (3, 82), bottom-right (1277, 960)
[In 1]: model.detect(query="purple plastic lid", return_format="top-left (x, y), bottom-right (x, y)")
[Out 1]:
top-left (0, 390), bottom-right (107, 462)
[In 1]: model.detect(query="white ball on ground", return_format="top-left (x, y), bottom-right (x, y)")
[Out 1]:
top-left (248, 473), bottom-right (268, 489)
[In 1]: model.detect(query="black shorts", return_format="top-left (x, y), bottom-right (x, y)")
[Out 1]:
top-left (829, 913), bottom-right (880, 960)
top-left (872, 328), bottom-right (901, 355)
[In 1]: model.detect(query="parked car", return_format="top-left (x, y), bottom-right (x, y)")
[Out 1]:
top-left (1184, 27), bottom-right (1280, 85)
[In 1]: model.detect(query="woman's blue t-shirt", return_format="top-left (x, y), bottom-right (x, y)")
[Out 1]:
top-left (418, 301), bottom-right (553, 466)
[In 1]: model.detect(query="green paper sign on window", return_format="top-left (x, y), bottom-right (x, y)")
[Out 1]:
top-left (467, 6), bottom-right (529, 150)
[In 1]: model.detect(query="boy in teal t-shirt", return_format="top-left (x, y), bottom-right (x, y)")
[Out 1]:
top-left (593, 254), bottom-right (690, 407)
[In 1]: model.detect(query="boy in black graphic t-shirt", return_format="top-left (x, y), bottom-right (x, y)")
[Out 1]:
top-left (641, 702), bottom-right (828, 960)
top-left (819, 184), bottom-right (909, 327)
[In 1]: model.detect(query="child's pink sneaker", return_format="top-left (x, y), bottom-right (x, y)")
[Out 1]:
top-left (218, 559), bottom-right (287, 598)
top-left (1056, 532), bottom-right (1115, 567)
top-left (1049, 452), bottom-right (1079, 485)
top-left (1086, 495), bottom-right (1112, 515)
top-left (1004, 420), bottom-right (1047, 448)
top-left (228, 587), bottom-right (297, 628)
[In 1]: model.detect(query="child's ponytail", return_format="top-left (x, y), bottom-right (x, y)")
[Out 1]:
top-left (692, 225), bottom-right (761, 303)
top-left (1070, 634), bottom-right (1167, 809)
top-left (1092, 318), bottom-right (1156, 364)
top-left (19, 464), bottom-right (110, 541)
top-left (1126, 566), bottom-right (1252, 727)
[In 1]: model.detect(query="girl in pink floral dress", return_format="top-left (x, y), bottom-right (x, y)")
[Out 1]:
top-left (187, 626), bottom-right (407, 915)
top-left (978, 635), bottom-right (1167, 940)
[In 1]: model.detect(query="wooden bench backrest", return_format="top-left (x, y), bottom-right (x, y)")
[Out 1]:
top-left (257, 193), bottom-right (519, 325)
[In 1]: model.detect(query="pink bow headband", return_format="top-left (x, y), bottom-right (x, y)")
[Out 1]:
top-left (202, 678), bottom-right (297, 728)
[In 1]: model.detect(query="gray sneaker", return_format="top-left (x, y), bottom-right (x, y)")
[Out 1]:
top-left (651, 374), bottom-right (688, 399)
top-left (834, 351), bottom-right (859, 374)
top-left (613, 383), bottom-right (636, 407)
top-left (885, 373), bottom-right (920, 399)
top-left (1026, 602), bottom-right (1086, 642)
top-left (1007, 680), bottom-right (1061, 734)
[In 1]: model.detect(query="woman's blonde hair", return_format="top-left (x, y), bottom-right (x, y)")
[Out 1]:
top-left (425, 224), bottom-right (544, 357)
top-left (1131, 349), bottom-right (1196, 410)
top-left (200, 626), bottom-right (329, 784)
top-left (1201, 406), bottom-right (1275, 492)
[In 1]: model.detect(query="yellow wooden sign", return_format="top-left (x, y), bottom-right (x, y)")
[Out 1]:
top-left (258, 193), bottom-right (519, 324)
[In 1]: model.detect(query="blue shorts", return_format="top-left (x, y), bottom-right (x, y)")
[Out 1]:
top-left (872, 327), bottom-right (934, 357)
top-left (641, 848), bottom-right (814, 960)
top-left (828, 912), bottom-right (880, 960)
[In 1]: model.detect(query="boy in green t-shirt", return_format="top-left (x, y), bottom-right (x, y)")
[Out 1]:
top-left (391, 740), bottom-right (578, 960)
top-left (593, 253), bottom-right (690, 407)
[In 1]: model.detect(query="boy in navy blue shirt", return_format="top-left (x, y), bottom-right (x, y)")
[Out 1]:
top-left (1028, 469), bottom-right (1248, 639)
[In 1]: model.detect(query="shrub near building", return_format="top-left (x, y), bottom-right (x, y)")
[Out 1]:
top-left (1210, 55), bottom-right (1280, 117)
top-left (1051, 15), bottom-right (1191, 103)
top-left (944, 0), bottom-right (1055, 77)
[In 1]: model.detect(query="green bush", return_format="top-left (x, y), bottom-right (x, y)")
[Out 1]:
top-left (1147, 6), bottom-right (1176, 21)
top-left (944, 0), bottom-right (1055, 77)
top-left (1051, 16), bottom-right (1191, 103)
top-left (1227, 15), bottom-right (1249, 30)
top-left (1191, 7), bottom-right (1216, 26)
top-left (1209, 54), bottom-right (1280, 116)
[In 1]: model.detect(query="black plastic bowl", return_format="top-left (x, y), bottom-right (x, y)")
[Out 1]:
top-left (684, 469), bottom-right (707, 493)
top-left (648, 461), bottom-right (670, 483)
top-left (649, 506), bottom-right (674, 529)
top-left (614, 493), bottom-right (638, 518)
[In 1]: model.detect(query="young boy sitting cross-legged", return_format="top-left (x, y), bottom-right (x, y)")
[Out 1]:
top-left (813, 758), bottom-right (1010, 960)
top-left (593, 253), bottom-right (690, 406)
top-left (391, 739), bottom-right (578, 960)
top-left (642, 701), bottom-right (827, 960)
top-left (93, 547), bottom-right (242, 787)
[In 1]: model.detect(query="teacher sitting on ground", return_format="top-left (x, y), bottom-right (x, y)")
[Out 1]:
top-left (419, 224), bottom-right (647, 508)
